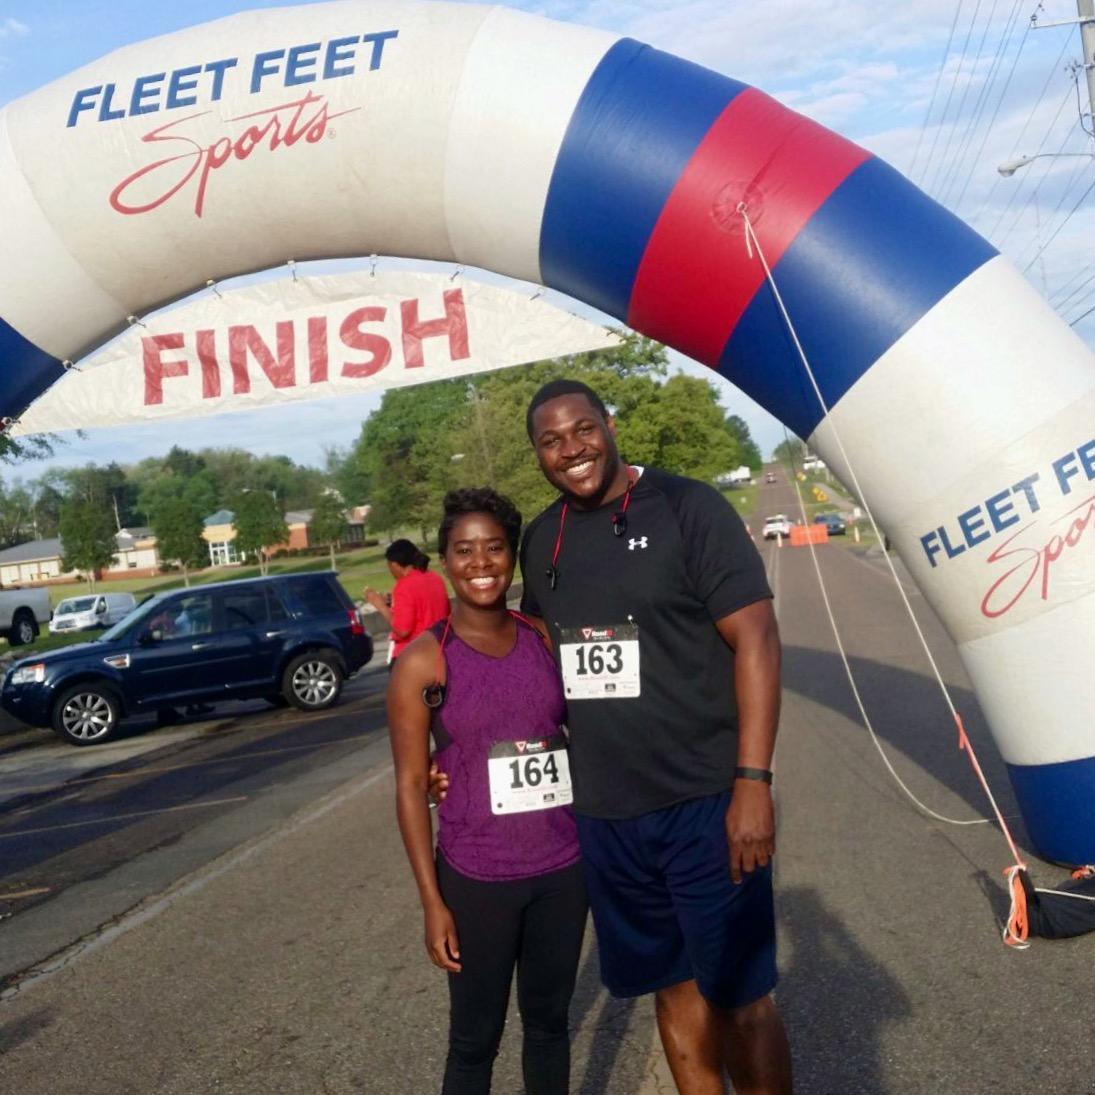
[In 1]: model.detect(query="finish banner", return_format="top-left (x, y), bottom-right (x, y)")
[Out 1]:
top-left (12, 271), bottom-right (619, 435)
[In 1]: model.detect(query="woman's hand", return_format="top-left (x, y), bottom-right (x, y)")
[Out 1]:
top-left (424, 901), bottom-right (462, 972)
top-left (364, 588), bottom-right (389, 612)
top-left (427, 760), bottom-right (450, 804)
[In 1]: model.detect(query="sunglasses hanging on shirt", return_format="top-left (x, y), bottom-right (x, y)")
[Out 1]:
top-left (547, 468), bottom-right (637, 590)
top-left (422, 616), bottom-right (452, 708)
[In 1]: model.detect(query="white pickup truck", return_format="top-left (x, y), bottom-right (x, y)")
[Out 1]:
top-left (0, 586), bottom-right (52, 646)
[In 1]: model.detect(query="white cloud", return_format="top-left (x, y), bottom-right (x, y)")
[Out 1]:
top-left (0, 17), bottom-right (29, 39)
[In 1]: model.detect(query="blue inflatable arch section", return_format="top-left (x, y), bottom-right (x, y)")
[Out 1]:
top-left (0, 2), bottom-right (1092, 861)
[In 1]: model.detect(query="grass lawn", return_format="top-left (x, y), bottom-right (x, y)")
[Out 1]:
top-left (720, 483), bottom-right (759, 522)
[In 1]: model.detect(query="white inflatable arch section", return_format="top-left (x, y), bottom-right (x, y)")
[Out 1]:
top-left (0, 2), bottom-right (1092, 862)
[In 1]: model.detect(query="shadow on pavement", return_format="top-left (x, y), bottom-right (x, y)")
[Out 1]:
top-left (779, 885), bottom-right (911, 1095)
top-left (570, 945), bottom-right (640, 1095)
top-left (781, 645), bottom-right (1027, 845)
top-left (0, 1006), bottom-right (56, 1054)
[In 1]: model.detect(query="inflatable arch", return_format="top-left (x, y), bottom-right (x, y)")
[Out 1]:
top-left (0, 2), bottom-right (1092, 862)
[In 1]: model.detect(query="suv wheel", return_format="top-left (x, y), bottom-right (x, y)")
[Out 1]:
top-left (52, 683), bottom-right (121, 746)
top-left (282, 651), bottom-right (343, 711)
top-left (9, 611), bottom-right (38, 647)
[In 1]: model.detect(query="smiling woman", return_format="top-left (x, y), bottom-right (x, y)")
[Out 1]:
top-left (386, 487), bottom-right (586, 1093)
top-left (0, 0), bottom-right (1092, 860)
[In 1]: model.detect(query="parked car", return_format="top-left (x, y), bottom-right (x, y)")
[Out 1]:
top-left (1, 573), bottom-right (374, 746)
top-left (813, 513), bottom-right (846, 535)
top-left (762, 514), bottom-right (792, 539)
top-left (0, 586), bottom-right (52, 646)
top-left (49, 592), bottom-right (138, 634)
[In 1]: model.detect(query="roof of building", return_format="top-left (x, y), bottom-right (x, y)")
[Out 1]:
top-left (116, 527), bottom-right (155, 550)
top-left (284, 509), bottom-right (314, 525)
top-left (0, 538), bottom-right (64, 565)
top-left (203, 509), bottom-right (235, 527)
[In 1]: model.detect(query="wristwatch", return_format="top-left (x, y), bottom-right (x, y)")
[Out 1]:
top-left (734, 766), bottom-right (773, 784)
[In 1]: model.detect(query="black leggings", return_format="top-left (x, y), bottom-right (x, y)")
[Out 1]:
top-left (437, 854), bottom-right (588, 1095)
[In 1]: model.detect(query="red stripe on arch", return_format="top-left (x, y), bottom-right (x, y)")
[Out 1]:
top-left (626, 88), bottom-right (871, 365)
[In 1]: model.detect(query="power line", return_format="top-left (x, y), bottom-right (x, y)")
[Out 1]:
top-left (949, 1), bottom-right (1032, 212)
top-left (1050, 255), bottom-right (1095, 308)
top-left (988, 79), bottom-right (1075, 241)
top-left (975, 27), bottom-right (1073, 224)
top-left (1021, 174), bottom-right (1095, 274)
top-left (924, 0), bottom-right (989, 195)
top-left (909, 1), bottom-right (967, 180)
top-left (1063, 278), bottom-right (1095, 319)
top-left (1011, 136), bottom-right (1093, 267)
top-left (1067, 297), bottom-right (1095, 327)
top-left (937, 0), bottom-right (1011, 206)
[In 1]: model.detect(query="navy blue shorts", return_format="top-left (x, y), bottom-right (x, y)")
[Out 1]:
top-left (576, 790), bottom-right (777, 1009)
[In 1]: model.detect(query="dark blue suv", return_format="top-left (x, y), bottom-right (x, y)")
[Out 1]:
top-left (1, 573), bottom-right (373, 746)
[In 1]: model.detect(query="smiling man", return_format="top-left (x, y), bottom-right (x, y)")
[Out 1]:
top-left (518, 378), bottom-right (792, 1095)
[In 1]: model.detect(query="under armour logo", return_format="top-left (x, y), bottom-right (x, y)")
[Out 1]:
top-left (628, 537), bottom-right (649, 551)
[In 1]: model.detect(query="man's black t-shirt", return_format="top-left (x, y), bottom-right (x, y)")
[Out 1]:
top-left (519, 467), bottom-right (772, 819)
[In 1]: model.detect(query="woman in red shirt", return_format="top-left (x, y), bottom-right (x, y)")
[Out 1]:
top-left (365, 540), bottom-right (451, 663)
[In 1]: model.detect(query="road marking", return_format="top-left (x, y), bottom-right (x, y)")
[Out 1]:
top-left (0, 761), bottom-right (393, 1000)
top-left (0, 795), bottom-right (250, 840)
top-left (0, 886), bottom-right (51, 901)
top-left (764, 541), bottom-right (782, 618)
top-left (1, 724), bottom-right (379, 798)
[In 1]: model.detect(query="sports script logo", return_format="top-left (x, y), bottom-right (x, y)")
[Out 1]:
top-left (110, 91), bottom-right (356, 218)
top-left (980, 491), bottom-right (1095, 619)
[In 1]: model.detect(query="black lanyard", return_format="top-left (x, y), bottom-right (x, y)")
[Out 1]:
top-left (546, 468), bottom-right (637, 591)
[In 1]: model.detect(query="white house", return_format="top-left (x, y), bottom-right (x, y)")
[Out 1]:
top-left (0, 528), bottom-right (162, 585)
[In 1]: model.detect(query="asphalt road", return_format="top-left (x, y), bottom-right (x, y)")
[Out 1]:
top-left (0, 665), bottom-right (393, 985)
top-left (0, 469), bottom-right (1091, 1093)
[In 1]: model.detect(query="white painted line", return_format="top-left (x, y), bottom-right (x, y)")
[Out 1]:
top-left (6, 733), bottom-right (373, 796)
top-left (1, 762), bottom-right (394, 1000)
top-left (765, 541), bottom-right (782, 618)
top-left (0, 886), bottom-right (51, 901)
top-left (0, 796), bottom-right (250, 840)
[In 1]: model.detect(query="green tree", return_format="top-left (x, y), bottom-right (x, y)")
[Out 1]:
top-left (59, 499), bottom-right (117, 589)
top-left (0, 434), bottom-right (53, 466)
top-left (29, 480), bottom-right (66, 539)
top-left (345, 380), bottom-right (470, 537)
top-left (431, 332), bottom-right (671, 519)
top-left (232, 492), bottom-right (287, 576)
top-left (772, 437), bottom-right (805, 469)
top-left (152, 497), bottom-right (208, 587)
top-left (59, 462), bottom-right (138, 529)
top-left (137, 466), bottom-right (217, 527)
top-left (0, 481), bottom-right (36, 548)
top-left (616, 374), bottom-right (743, 482)
top-left (311, 491), bottom-right (348, 570)
top-left (325, 444), bottom-right (371, 510)
top-left (726, 414), bottom-right (763, 470)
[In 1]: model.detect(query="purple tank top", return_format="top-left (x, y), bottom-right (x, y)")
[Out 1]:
top-left (432, 618), bottom-right (580, 882)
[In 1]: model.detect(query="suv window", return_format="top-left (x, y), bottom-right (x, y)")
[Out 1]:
top-left (267, 586), bottom-right (290, 622)
top-left (150, 592), bottom-right (214, 638)
top-left (285, 575), bottom-right (345, 616)
top-left (219, 586), bottom-right (269, 631)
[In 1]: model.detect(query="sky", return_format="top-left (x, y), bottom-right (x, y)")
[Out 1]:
top-left (0, 0), bottom-right (1092, 477)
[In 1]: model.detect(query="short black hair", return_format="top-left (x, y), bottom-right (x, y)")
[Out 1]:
top-left (525, 379), bottom-right (609, 440)
top-left (385, 539), bottom-right (429, 571)
top-left (438, 487), bottom-right (523, 558)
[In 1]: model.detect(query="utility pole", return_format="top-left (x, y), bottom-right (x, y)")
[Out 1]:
top-left (1033, 2), bottom-right (1095, 138)
top-left (1080, 0), bottom-right (1095, 137)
